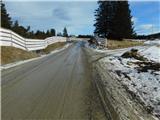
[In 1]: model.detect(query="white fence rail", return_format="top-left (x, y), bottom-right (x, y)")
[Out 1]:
top-left (46, 36), bottom-right (66, 45)
top-left (0, 28), bottom-right (66, 51)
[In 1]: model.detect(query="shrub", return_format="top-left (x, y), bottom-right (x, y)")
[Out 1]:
top-left (121, 49), bottom-right (147, 61)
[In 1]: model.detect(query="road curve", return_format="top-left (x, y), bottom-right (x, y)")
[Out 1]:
top-left (2, 42), bottom-right (106, 120)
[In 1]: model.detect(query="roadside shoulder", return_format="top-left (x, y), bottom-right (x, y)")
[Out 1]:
top-left (93, 60), bottom-right (158, 120)
top-left (1, 43), bottom-right (71, 70)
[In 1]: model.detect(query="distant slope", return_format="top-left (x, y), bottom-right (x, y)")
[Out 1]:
top-left (137, 32), bottom-right (160, 39)
top-left (147, 32), bottom-right (160, 38)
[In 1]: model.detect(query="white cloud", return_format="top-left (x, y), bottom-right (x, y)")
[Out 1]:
top-left (135, 24), bottom-right (160, 35)
top-left (140, 24), bottom-right (153, 30)
top-left (5, 1), bottom-right (98, 35)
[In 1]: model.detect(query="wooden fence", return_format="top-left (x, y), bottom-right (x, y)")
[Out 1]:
top-left (0, 28), bottom-right (66, 51)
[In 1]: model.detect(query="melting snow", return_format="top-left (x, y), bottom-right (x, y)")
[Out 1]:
top-left (144, 39), bottom-right (160, 46)
top-left (100, 43), bottom-right (160, 117)
top-left (139, 46), bottom-right (160, 63)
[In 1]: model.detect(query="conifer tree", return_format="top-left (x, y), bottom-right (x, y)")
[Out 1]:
top-left (1, 2), bottom-right (57, 39)
top-left (63, 27), bottom-right (68, 37)
top-left (94, 1), bottom-right (116, 37)
top-left (112, 1), bottom-right (134, 39)
top-left (94, 1), bottom-right (135, 39)
top-left (1, 2), bottom-right (12, 29)
top-left (50, 29), bottom-right (56, 36)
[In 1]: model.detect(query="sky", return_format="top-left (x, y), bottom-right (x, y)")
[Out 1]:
top-left (4, 0), bottom-right (160, 35)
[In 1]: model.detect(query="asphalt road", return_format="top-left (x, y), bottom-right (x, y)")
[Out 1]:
top-left (2, 42), bottom-right (106, 120)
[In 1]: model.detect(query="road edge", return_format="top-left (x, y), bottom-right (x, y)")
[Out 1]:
top-left (1, 44), bottom-right (71, 70)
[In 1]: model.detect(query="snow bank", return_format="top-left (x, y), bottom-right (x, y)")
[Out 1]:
top-left (99, 45), bottom-right (160, 117)
top-left (139, 46), bottom-right (160, 63)
top-left (144, 39), bottom-right (160, 46)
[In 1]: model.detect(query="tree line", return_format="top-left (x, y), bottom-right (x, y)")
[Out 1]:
top-left (94, 1), bottom-right (136, 40)
top-left (136, 33), bottom-right (160, 39)
top-left (1, 2), bottom-right (68, 39)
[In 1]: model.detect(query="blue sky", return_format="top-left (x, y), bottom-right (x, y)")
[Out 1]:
top-left (129, 1), bottom-right (160, 35)
top-left (4, 0), bottom-right (160, 35)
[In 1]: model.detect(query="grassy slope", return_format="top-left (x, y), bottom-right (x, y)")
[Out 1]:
top-left (1, 42), bottom-right (66, 65)
top-left (42, 42), bottom-right (66, 54)
top-left (1, 46), bottom-right (39, 65)
top-left (107, 39), bottom-right (144, 49)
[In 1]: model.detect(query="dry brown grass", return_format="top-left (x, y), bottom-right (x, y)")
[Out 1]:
top-left (1, 42), bottom-right (66, 65)
top-left (1, 46), bottom-right (39, 65)
top-left (43, 42), bottom-right (66, 54)
top-left (107, 39), bottom-right (144, 49)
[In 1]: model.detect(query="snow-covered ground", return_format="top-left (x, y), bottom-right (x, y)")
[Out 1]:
top-left (139, 46), bottom-right (160, 63)
top-left (144, 39), bottom-right (160, 46)
top-left (96, 39), bottom-right (160, 117)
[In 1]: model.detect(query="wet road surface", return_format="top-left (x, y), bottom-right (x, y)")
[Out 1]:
top-left (2, 42), bottom-right (106, 120)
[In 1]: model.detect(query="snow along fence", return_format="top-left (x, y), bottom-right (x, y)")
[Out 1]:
top-left (0, 28), bottom-right (67, 51)
top-left (45, 36), bottom-right (66, 45)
